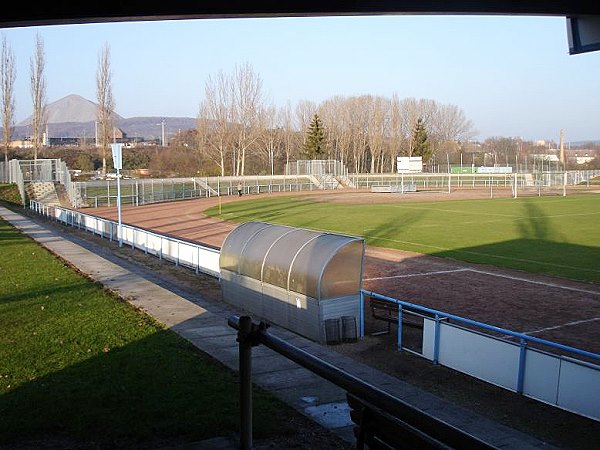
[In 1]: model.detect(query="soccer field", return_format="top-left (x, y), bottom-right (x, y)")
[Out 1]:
top-left (206, 193), bottom-right (600, 283)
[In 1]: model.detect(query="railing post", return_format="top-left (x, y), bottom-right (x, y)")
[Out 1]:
top-left (433, 314), bottom-right (441, 365)
top-left (196, 246), bottom-right (200, 274)
top-left (517, 338), bottom-right (527, 394)
top-left (397, 304), bottom-right (403, 352)
top-left (359, 291), bottom-right (365, 338)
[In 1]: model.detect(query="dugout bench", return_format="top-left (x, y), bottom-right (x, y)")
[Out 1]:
top-left (368, 296), bottom-right (425, 335)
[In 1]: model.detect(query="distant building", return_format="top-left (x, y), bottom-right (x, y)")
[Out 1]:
top-left (9, 139), bottom-right (33, 148)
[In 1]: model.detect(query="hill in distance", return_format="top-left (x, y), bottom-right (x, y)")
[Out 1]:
top-left (13, 94), bottom-right (196, 140)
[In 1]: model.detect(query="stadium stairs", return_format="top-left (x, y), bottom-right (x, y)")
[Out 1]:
top-left (25, 182), bottom-right (73, 208)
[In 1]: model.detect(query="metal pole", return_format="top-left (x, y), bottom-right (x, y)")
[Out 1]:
top-left (446, 153), bottom-right (451, 194)
top-left (359, 291), bottom-right (365, 338)
top-left (116, 168), bottom-right (123, 247)
top-left (238, 316), bottom-right (254, 450)
top-left (516, 338), bottom-right (527, 394)
top-left (228, 315), bottom-right (494, 450)
top-left (397, 304), bottom-right (403, 352)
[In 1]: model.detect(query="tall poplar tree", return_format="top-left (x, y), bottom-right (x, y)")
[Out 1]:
top-left (30, 33), bottom-right (46, 160)
top-left (96, 42), bottom-right (115, 176)
top-left (1, 35), bottom-right (16, 166)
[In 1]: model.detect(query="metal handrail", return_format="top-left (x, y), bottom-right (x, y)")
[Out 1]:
top-left (228, 314), bottom-right (496, 450)
top-left (361, 289), bottom-right (600, 363)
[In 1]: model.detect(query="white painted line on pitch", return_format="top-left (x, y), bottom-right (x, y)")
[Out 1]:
top-left (466, 268), bottom-right (600, 296)
top-left (522, 317), bottom-right (600, 335)
top-left (364, 268), bottom-right (469, 281)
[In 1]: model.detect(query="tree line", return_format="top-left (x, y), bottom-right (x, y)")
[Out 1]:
top-left (196, 62), bottom-right (477, 176)
top-left (2, 34), bottom-right (597, 178)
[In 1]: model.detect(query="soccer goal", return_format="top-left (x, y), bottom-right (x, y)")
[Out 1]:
top-left (512, 172), bottom-right (569, 198)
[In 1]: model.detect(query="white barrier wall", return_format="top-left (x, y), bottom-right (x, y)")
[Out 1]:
top-left (423, 320), bottom-right (520, 391)
top-left (49, 204), bottom-right (220, 277)
top-left (422, 319), bottom-right (600, 421)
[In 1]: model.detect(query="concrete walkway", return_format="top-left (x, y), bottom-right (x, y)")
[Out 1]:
top-left (0, 206), bottom-right (557, 449)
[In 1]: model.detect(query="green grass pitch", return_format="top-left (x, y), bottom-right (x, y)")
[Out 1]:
top-left (206, 194), bottom-right (600, 283)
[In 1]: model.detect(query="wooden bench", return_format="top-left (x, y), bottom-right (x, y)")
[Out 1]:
top-left (347, 392), bottom-right (491, 449)
top-left (368, 297), bottom-right (423, 336)
top-left (347, 393), bottom-right (448, 449)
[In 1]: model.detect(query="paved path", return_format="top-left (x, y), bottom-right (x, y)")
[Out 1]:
top-left (1, 206), bottom-right (557, 449)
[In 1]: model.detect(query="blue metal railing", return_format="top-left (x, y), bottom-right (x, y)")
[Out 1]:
top-left (361, 289), bottom-right (600, 363)
top-left (360, 289), bottom-right (600, 403)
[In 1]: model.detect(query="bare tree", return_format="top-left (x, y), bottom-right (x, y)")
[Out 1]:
top-left (198, 70), bottom-right (234, 176)
top-left (1, 34), bottom-right (16, 165)
top-left (30, 33), bottom-right (46, 160)
top-left (280, 101), bottom-right (299, 171)
top-left (366, 96), bottom-right (390, 174)
top-left (259, 104), bottom-right (284, 175)
top-left (96, 43), bottom-right (115, 176)
top-left (295, 100), bottom-right (317, 150)
top-left (231, 62), bottom-right (263, 176)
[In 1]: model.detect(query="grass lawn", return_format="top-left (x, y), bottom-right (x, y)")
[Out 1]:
top-left (0, 183), bottom-right (23, 206)
top-left (205, 193), bottom-right (600, 283)
top-left (0, 214), bottom-right (295, 448)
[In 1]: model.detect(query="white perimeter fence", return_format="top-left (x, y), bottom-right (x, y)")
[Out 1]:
top-left (30, 200), bottom-right (220, 277)
top-left (74, 170), bottom-right (600, 208)
top-left (29, 199), bottom-right (600, 423)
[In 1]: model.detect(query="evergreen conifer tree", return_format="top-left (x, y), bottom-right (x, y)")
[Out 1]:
top-left (302, 113), bottom-right (326, 159)
top-left (411, 118), bottom-right (432, 162)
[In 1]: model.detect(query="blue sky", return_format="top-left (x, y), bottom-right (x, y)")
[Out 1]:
top-left (2, 14), bottom-right (599, 142)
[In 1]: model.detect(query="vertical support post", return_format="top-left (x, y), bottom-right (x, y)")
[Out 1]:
top-left (517, 338), bottom-right (527, 394)
top-left (433, 314), bottom-right (441, 365)
top-left (397, 304), bottom-right (403, 352)
top-left (359, 291), bottom-right (365, 339)
top-left (238, 316), bottom-right (254, 450)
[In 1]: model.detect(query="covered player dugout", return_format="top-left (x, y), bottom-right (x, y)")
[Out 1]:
top-left (219, 222), bottom-right (365, 344)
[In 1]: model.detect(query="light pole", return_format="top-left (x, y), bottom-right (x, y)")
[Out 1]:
top-left (111, 143), bottom-right (123, 247)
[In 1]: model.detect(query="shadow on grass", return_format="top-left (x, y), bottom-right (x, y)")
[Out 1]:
top-left (0, 282), bottom-right (93, 305)
top-left (0, 324), bottom-right (287, 449)
top-left (431, 239), bottom-right (600, 283)
top-left (431, 201), bottom-right (597, 283)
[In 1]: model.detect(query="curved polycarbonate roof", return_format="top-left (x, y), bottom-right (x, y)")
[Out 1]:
top-left (220, 221), bottom-right (364, 300)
